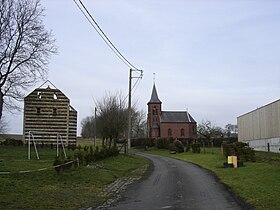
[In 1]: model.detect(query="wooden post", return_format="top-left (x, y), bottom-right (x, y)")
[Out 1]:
top-left (267, 143), bottom-right (271, 161)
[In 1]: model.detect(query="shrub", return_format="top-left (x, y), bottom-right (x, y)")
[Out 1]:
top-left (223, 142), bottom-right (255, 162)
top-left (1, 138), bottom-right (23, 146)
top-left (84, 146), bottom-right (94, 164)
top-left (169, 143), bottom-right (176, 152)
top-left (185, 145), bottom-right (191, 152)
top-left (53, 153), bottom-right (75, 174)
top-left (53, 156), bottom-right (63, 174)
top-left (74, 149), bottom-right (85, 165)
top-left (174, 140), bottom-right (184, 153)
top-left (156, 138), bottom-right (171, 149)
top-left (191, 144), bottom-right (201, 153)
top-left (131, 138), bottom-right (155, 147)
top-left (57, 145), bottom-right (120, 173)
top-left (62, 156), bottom-right (74, 171)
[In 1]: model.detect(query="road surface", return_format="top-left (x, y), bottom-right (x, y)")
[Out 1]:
top-left (108, 152), bottom-right (246, 210)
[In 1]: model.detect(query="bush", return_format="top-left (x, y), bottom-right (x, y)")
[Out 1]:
top-left (131, 138), bottom-right (155, 147)
top-left (1, 138), bottom-right (23, 146)
top-left (191, 144), bottom-right (201, 153)
top-left (169, 143), bottom-right (176, 152)
top-left (74, 149), bottom-right (85, 165)
top-left (53, 153), bottom-right (75, 174)
top-left (174, 140), bottom-right (184, 153)
top-left (84, 146), bottom-right (94, 164)
top-left (53, 156), bottom-right (63, 174)
top-left (222, 142), bottom-right (255, 162)
top-left (156, 138), bottom-right (171, 149)
top-left (185, 145), bottom-right (191, 152)
top-left (53, 144), bottom-right (121, 174)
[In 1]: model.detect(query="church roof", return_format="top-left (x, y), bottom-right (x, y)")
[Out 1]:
top-left (161, 111), bottom-right (196, 123)
top-left (148, 84), bottom-right (162, 104)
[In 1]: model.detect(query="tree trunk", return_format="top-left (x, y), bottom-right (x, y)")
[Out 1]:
top-left (102, 137), bottom-right (105, 147)
top-left (109, 137), bottom-right (112, 149)
top-left (0, 91), bottom-right (3, 120)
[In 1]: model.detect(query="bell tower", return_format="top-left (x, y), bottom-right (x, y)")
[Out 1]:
top-left (147, 83), bottom-right (162, 138)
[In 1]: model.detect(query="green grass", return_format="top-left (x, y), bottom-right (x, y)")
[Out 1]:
top-left (140, 147), bottom-right (280, 210)
top-left (0, 146), bottom-right (150, 209)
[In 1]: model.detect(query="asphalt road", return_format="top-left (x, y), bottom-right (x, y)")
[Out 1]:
top-left (108, 152), bottom-right (245, 210)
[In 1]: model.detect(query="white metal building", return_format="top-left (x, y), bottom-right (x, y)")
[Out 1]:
top-left (237, 99), bottom-right (280, 153)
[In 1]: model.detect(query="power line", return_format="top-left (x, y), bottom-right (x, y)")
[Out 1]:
top-left (73, 0), bottom-right (139, 70)
top-left (74, 0), bottom-right (144, 105)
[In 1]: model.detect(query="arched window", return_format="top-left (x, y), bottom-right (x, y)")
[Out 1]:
top-left (180, 128), bottom-right (185, 137)
top-left (153, 116), bottom-right (157, 122)
top-left (168, 128), bottom-right (172, 137)
top-left (153, 106), bottom-right (157, 115)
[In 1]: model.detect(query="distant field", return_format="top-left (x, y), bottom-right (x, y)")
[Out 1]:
top-left (0, 134), bottom-right (101, 146)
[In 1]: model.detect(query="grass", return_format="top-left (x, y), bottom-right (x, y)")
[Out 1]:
top-left (140, 147), bottom-right (280, 210)
top-left (0, 145), bottom-right (150, 209)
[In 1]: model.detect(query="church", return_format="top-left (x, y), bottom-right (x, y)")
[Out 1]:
top-left (147, 84), bottom-right (197, 139)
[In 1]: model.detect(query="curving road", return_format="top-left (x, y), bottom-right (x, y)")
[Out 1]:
top-left (108, 152), bottom-right (245, 210)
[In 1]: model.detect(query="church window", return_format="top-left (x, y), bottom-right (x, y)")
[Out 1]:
top-left (153, 116), bottom-right (157, 122)
top-left (168, 128), bottom-right (172, 137)
top-left (180, 128), bottom-right (185, 137)
top-left (153, 107), bottom-right (157, 115)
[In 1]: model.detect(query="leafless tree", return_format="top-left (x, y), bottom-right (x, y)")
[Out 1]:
top-left (0, 0), bottom-right (57, 119)
top-left (197, 120), bottom-right (223, 144)
top-left (95, 92), bottom-right (127, 148)
top-left (0, 115), bottom-right (9, 134)
top-left (131, 109), bottom-right (147, 138)
top-left (224, 124), bottom-right (238, 137)
top-left (80, 116), bottom-right (94, 138)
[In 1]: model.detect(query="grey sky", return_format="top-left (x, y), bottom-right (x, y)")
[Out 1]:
top-left (6, 0), bottom-right (280, 135)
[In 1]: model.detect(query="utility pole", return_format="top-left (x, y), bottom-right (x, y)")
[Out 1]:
top-left (94, 107), bottom-right (97, 147)
top-left (127, 69), bottom-right (132, 151)
top-left (127, 68), bottom-right (143, 152)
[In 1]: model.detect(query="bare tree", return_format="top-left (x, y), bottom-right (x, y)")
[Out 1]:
top-left (80, 116), bottom-right (94, 138)
top-left (131, 109), bottom-right (147, 138)
top-left (95, 92), bottom-right (127, 148)
top-left (224, 124), bottom-right (238, 137)
top-left (0, 115), bottom-right (9, 134)
top-left (0, 0), bottom-right (57, 119)
top-left (197, 120), bottom-right (223, 144)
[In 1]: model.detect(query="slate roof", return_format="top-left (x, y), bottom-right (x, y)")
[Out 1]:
top-left (148, 84), bottom-right (161, 104)
top-left (161, 111), bottom-right (196, 123)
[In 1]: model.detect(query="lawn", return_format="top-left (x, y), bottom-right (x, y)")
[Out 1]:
top-left (0, 145), bottom-right (150, 209)
top-left (141, 147), bottom-right (280, 210)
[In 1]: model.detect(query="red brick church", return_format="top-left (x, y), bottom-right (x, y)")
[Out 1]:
top-left (147, 83), bottom-right (197, 139)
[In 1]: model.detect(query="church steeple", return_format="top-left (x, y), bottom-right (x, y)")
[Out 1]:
top-left (147, 83), bottom-right (162, 138)
top-left (148, 83), bottom-right (161, 104)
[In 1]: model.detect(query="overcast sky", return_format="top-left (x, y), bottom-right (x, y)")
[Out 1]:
top-left (6, 0), bottom-right (280, 135)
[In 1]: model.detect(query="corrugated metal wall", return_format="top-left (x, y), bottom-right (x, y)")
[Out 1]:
top-left (238, 99), bottom-right (280, 141)
top-left (23, 87), bottom-right (77, 146)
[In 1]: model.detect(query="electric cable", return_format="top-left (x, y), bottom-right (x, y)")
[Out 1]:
top-left (74, 0), bottom-right (139, 70)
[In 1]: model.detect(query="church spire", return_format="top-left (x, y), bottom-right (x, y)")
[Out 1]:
top-left (148, 83), bottom-right (162, 104)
